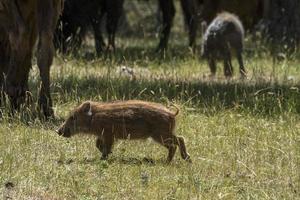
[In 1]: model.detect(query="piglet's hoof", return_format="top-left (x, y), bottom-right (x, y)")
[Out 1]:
top-left (184, 155), bottom-right (192, 163)
top-left (240, 72), bottom-right (247, 80)
top-left (100, 155), bottom-right (108, 160)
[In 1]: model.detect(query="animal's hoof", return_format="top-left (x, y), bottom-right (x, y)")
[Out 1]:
top-left (43, 108), bottom-right (54, 119)
top-left (4, 181), bottom-right (14, 189)
top-left (185, 155), bottom-right (192, 163)
top-left (38, 96), bottom-right (54, 118)
top-left (100, 155), bottom-right (108, 160)
top-left (240, 73), bottom-right (247, 80)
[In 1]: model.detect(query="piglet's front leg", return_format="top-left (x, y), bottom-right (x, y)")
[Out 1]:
top-left (96, 135), bottom-right (113, 160)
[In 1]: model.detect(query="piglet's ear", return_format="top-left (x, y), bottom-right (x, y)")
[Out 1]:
top-left (81, 101), bottom-right (92, 116)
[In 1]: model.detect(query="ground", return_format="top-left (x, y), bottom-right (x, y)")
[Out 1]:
top-left (1, 1), bottom-right (300, 199)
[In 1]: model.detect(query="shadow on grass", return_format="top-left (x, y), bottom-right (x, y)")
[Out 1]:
top-left (108, 156), bottom-right (159, 166)
top-left (64, 44), bottom-right (198, 64)
top-left (61, 36), bottom-right (269, 64)
top-left (49, 75), bottom-right (300, 116)
top-left (57, 156), bottom-right (162, 166)
top-left (3, 74), bottom-right (300, 124)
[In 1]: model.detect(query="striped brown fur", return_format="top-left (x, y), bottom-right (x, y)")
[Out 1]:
top-left (57, 100), bottom-right (191, 163)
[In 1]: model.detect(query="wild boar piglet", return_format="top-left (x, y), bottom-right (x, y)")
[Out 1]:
top-left (56, 100), bottom-right (191, 163)
top-left (201, 12), bottom-right (246, 78)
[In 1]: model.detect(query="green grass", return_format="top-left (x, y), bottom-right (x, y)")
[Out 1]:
top-left (0, 107), bottom-right (300, 199)
top-left (1, 46), bottom-right (300, 199)
top-left (2, 17), bottom-right (300, 199)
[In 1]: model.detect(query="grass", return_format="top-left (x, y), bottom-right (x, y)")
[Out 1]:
top-left (1, 3), bottom-right (300, 198)
top-left (0, 105), bottom-right (300, 199)
top-left (1, 44), bottom-right (300, 199)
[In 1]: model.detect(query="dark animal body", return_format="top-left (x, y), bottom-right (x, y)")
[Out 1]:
top-left (57, 100), bottom-right (191, 163)
top-left (201, 12), bottom-right (246, 78)
top-left (0, 0), bottom-right (63, 117)
top-left (157, 0), bottom-right (200, 51)
top-left (55, 0), bottom-right (200, 54)
top-left (55, 0), bottom-right (124, 56)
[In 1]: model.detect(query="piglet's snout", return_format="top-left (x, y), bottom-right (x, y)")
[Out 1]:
top-left (56, 126), bottom-right (71, 137)
top-left (56, 127), bottom-right (63, 135)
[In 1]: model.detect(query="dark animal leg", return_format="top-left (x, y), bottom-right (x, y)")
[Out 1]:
top-left (0, 35), bottom-right (9, 105)
top-left (176, 136), bottom-right (191, 162)
top-left (96, 137), bottom-right (104, 153)
top-left (223, 48), bottom-right (233, 77)
top-left (157, 0), bottom-right (175, 52)
top-left (62, 23), bottom-right (84, 55)
top-left (53, 20), bottom-right (66, 54)
top-left (152, 135), bottom-right (178, 163)
top-left (97, 134), bottom-right (114, 160)
top-left (4, 1), bottom-right (31, 110)
top-left (105, 0), bottom-right (124, 53)
top-left (91, 12), bottom-right (106, 56)
top-left (237, 50), bottom-right (246, 78)
top-left (232, 37), bottom-right (246, 78)
top-left (37, 31), bottom-right (54, 117)
top-left (208, 56), bottom-right (217, 77)
top-left (37, 0), bottom-right (62, 118)
top-left (180, 0), bottom-right (198, 51)
top-left (6, 41), bottom-right (31, 110)
top-left (165, 143), bottom-right (177, 163)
